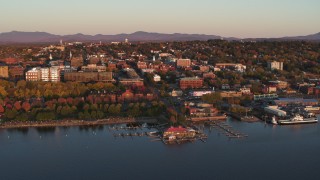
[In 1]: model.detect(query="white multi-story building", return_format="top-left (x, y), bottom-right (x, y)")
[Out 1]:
top-left (50, 67), bottom-right (60, 82)
top-left (26, 67), bottom-right (60, 82)
top-left (41, 68), bottom-right (50, 81)
top-left (268, 61), bottom-right (283, 71)
top-left (26, 68), bottom-right (41, 81)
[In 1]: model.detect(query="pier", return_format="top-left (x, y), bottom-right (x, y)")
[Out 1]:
top-left (207, 121), bottom-right (248, 138)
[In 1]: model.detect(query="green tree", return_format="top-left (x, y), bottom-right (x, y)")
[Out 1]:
top-left (15, 113), bottom-right (29, 121)
top-left (4, 109), bottom-right (18, 120)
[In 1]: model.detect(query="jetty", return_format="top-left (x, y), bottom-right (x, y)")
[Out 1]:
top-left (207, 121), bottom-right (248, 139)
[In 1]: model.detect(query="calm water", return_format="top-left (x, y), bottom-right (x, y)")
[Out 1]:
top-left (1, 118), bottom-right (320, 180)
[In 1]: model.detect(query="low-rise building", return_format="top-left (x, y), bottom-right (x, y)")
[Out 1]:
top-left (81, 64), bottom-right (106, 72)
top-left (64, 72), bottom-right (113, 82)
top-left (9, 66), bottom-right (25, 80)
top-left (268, 61), bottom-right (283, 71)
top-left (137, 61), bottom-right (148, 69)
top-left (274, 98), bottom-right (318, 107)
top-left (189, 90), bottom-right (214, 97)
top-left (203, 72), bottom-right (216, 79)
top-left (179, 77), bottom-right (203, 90)
top-left (0, 65), bottom-right (9, 78)
top-left (176, 59), bottom-right (191, 67)
top-left (163, 126), bottom-right (196, 139)
top-left (153, 74), bottom-right (161, 82)
top-left (239, 87), bottom-right (251, 94)
top-left (269, 80), bottom-right (288, 89)
top-left (215, 63), bottom-right (246, 72)
top-left (263, 85), bottom-right (277, 94)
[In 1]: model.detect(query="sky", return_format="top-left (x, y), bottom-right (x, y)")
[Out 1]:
top-left (0, 0), bottom-right (319, 38)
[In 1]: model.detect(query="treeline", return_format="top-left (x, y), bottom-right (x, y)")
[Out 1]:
top-left (0, 80), bottom-right (123, 99)
top-left (0, 98), bottom-right (165, 122)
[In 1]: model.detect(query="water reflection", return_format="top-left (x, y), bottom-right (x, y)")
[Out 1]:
top-left (35, 127), bottom-right (56, 135)
top-left (78, 125), bottom-right (104, 131)
top-left (6, 128), bottom-right (29, 135)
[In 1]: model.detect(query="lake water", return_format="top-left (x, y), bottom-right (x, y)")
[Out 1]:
top-left (1, 118), bottom-right (320, 180)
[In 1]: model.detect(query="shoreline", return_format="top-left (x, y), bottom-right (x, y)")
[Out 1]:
top-left (0, 117), bottom-right (159, 129)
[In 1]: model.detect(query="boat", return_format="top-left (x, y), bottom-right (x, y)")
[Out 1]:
top-left (277, 114), bottom-right (318, 125)
top-left (271, 116), bottom-right (278, 125)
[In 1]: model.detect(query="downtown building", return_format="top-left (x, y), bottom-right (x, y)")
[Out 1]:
top-left (26, 67), bottom-right (61, 82)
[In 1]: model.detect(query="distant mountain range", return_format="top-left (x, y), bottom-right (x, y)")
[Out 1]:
top-left (0, 31), bottom-right (319, 44)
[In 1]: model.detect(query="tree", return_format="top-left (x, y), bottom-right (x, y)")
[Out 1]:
top-left (97, 111), bottom-right (104, 119)
top-left (83, 110), bottom-right (91, 120)
top-left (0, 86), bottom-right (8, 97)
top-left (36, 112), bottom-right (55, 121)
top-left (60, 105), bottom-right (72, 117)
top-left (22, 102), bottom-right (31, 112)
top-left (128, 104), bottom-right (140, 117)
top-left (0, 105), bottom-right (4, 113)
top-left (91, 111), bottom-right (97, 119)
top-left (202, 92), bottom-right (222, 104)
top-left (15, 113), bottom-right (29, 121)
top-left (14, 101), bottom-right (21, 111)
top-left (4, 109), bottom-right (18, 120)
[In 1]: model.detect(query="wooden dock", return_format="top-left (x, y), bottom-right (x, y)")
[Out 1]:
top-left (207, 121), bottom-right (248, 139)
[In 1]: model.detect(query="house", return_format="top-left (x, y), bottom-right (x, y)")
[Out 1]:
top-left (221, 84), bottom-right (230, 90)
top-left (153, 74), bottom-right (161, 82)
top-left (263, 85), bottom-right (277, 94)
top-left (268, 61), bottom-right (283, 71)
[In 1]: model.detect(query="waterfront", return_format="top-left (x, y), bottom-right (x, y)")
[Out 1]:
top-left (1, 118), bottom-right (320, 180)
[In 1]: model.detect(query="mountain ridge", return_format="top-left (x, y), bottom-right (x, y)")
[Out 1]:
top-left (0, 31), bottom-right (319, 44)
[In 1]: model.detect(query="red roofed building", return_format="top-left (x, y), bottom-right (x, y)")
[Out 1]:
top-left (163, 126), bottom-right (196, 139)
top-left (1, 58), bottom-right (19, 65)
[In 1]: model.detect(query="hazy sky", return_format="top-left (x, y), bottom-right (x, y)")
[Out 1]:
top-left (0, 0), bottom-right (319, 38)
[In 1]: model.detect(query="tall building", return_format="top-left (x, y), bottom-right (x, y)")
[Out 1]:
top-left (26, 67), bottom-right (60, 82)
top-left (176, 59), bottom-right (191, 67)
top-left (0, 65), bottom-right (9, 78)
top-left (50, 67), bottom-right (61, 82)
top-left (268, 61), bottom-right (283, 71)
top-left (26, 68), bottom-right (41, 81)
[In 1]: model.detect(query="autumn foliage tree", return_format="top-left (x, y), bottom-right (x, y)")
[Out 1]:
top-left (22, 102), bottom-right (31, 112)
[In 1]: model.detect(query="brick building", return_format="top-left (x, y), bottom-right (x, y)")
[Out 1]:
top-left (1, 58), bottom-right (19, 65)
top-left (137, 61), bottom-right (148, 69)
top-left (9, 66), bottom-right (25, 80)
top-left (179, 77), bottom-right (203, 90)
top-left (176, 59), bottom-right (191, 67)
top-left (64, 72), bottom-right (113, 82)
top-left (81, 64), bottom-right (107, 72)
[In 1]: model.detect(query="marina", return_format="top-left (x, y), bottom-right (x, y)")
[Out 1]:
top-left (206, 121), bottom-right (248, 138)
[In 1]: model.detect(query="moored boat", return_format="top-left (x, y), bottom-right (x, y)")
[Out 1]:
top-left (277, 114), bottom-right (318, 125)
